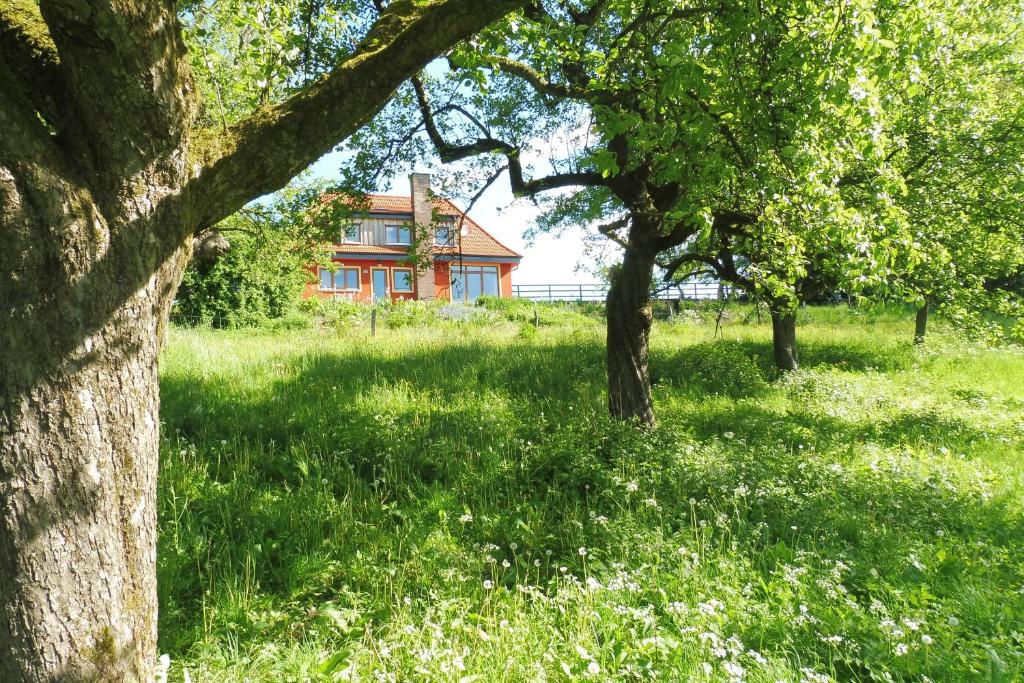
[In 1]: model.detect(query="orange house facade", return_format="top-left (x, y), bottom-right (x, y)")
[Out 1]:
top-left (304, 174), bottom-right (521, 303)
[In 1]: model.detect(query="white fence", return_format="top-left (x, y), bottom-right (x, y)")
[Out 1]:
top-left (512, 281), bottom-right (730, 302)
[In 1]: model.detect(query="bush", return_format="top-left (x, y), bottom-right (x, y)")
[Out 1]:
top-left (173, 232), bottom-right (315, 328)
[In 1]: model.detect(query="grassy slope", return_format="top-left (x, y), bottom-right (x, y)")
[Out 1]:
top-left (157, 305), bottom-right (1024, 682)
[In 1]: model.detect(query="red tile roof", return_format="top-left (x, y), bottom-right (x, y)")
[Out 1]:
top-left (323, 193), bottom-right (521, 260)
top-left (333, 244), bottom-right (410, 256)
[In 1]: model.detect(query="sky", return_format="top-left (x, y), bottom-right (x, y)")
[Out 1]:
top-left (308, 151), bottom-right (599, 286)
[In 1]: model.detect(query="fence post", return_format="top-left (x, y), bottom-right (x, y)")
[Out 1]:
top-left (371, 307), bottom-right (377, 337)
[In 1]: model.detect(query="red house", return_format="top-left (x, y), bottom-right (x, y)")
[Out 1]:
top-left (304, 174), bottom-right (522, 302)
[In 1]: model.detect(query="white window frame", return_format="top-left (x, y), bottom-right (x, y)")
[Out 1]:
top-left (341, 223), bottom-right (361, 244)
top-left (392, 267), bottom-right (414, 293)
top-left (385, 224), bottom-right (412, 245)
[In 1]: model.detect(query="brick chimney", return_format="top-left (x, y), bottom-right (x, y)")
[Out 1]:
top-left (410, 172), bottom-right (436, 300)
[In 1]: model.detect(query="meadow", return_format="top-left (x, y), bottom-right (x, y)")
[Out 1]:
top-left (156, 302), bottom-right (1024, 682)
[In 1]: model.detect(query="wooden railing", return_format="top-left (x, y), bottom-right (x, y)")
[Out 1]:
top-left (512, 281), bottom-right (730, 302)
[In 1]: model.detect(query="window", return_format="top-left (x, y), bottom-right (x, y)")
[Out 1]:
top-left (392, 268), bottom-right (414, 293)
top-left (450, 265), bottom-right (499, 301)
top-left (341, 223), bottom-right (361, 244)
top-left (319, 266), bottom-right (360, 291)
top-left (434, 223), bottom-right (455, 246)
top-left (385, 224), bottom-right (412, 245)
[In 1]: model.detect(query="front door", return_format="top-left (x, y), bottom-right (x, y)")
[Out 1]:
top-left (371, 268), bottom-right (389, 302)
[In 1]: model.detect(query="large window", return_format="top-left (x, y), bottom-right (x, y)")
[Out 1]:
top-left (450, 265), bottom-right (499, 301)
top-left (392, 268), bottom-right (414, 293)
top-left (385, 224), bottom-right (412, 245)
top-left (341, 223), bottom-right (361, 244)
top-left (319, 266), bottom-right (360, 291)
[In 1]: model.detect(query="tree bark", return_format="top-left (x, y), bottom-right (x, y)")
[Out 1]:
top-left (0, 250), bottom-right (188, 682)
top-left (606, 242), bottom-right (657, 426)
top-left (770, 308), bottom-right (800, 371)
top-left (914, 302), bottom-right (929, 344)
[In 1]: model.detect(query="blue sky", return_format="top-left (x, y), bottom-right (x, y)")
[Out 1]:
top-left (308, 151), bottom-right (598, 286)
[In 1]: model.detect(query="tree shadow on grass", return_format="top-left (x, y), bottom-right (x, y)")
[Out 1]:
top-left (651, 336), bottom-right (913, 394)
top-left (157, 335), bottom-right (1022, 672)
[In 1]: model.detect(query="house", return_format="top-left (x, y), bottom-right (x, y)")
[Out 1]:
top-left (304, 173), bottom-right (522, 302)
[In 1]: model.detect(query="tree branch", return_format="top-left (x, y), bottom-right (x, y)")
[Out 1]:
top-left (412, 73), bottom-right (605, 198)
top-left (39, 0), bottom-right (194, 178)
top-left (660, 253), bottom-right (717, 280)
top-left (486, 55), bottom-right (589, 100)
top-left (687, 91), bottom-right (753, 169)
top-left (597, 217), bottom-right (632, 251)
top-left (413, 76), bottom-right (518, 162)
top-left (187, 0), bottom-right (527, 232)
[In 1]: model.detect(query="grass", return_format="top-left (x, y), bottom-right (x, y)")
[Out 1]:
top-left (156, 303), bottom-right (1024, 682)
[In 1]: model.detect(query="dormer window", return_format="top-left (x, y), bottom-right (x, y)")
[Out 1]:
top-left (434, 223), bottom-right (455, 247)
top-left (385, 224), bottom-right (412, 245)
top-left (342, 223), bottom-right (361, 244)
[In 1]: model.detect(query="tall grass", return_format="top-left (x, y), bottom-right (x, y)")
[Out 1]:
top-left (157, 305), bottom-right (1024, 681)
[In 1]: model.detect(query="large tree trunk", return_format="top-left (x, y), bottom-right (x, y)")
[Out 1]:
top-left (606, 244), bottom-right (657, 426)
top-left (0, 155), bottom-right (192, 680)
top-left (770, 307), bottom-right (800, 371)
top-left (0, 260), bottom-right (187, 682)
top-left (914, 302), bottom-right (929, 344)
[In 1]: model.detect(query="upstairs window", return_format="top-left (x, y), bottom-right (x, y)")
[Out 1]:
top-left (319, 267), bottom-right (360, 291)
top-left (385, 224), bottom-right (412, 245)
top-left (434, 223), bottom-right (455, 246)
top-left (341, 223), bottom-right (361, 244)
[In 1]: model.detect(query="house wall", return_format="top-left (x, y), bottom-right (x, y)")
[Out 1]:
top-left (304, 257), bottom-right (517, 302)
top-left (500, 263), bottom-right (513, 298)
top-left (304, 258), bottom-right (418, 302)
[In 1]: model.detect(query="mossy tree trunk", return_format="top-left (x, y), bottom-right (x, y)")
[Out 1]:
top-left (770, 305), bottom-right (800, 371)
top-left (605, 234), bottom-right (657, 427)
top-left (914, 301), bottom-right (929, 344)
top-left (0, 0), bottom-right (523, 678)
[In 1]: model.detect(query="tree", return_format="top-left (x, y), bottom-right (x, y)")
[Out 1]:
top-left (661, 191), bottom-right (908, 371)
top-left (0, 0), bottom-right (524, 679)
top-left (876, 0), bottom-right (1024, 344)
top-left (662, 0), bottom-right (1024, 363)
top-left (345, 0), bottom-right (902, 420)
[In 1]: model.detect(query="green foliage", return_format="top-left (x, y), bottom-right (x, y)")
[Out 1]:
top-left (173, 231), bottom-right (312, 328)
top-left (180, 0), bottom-right (368, 128)
top-left (156, 307), bottom-right (1024, 681)
top-left (173, 181), bottom-right (337, 328)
